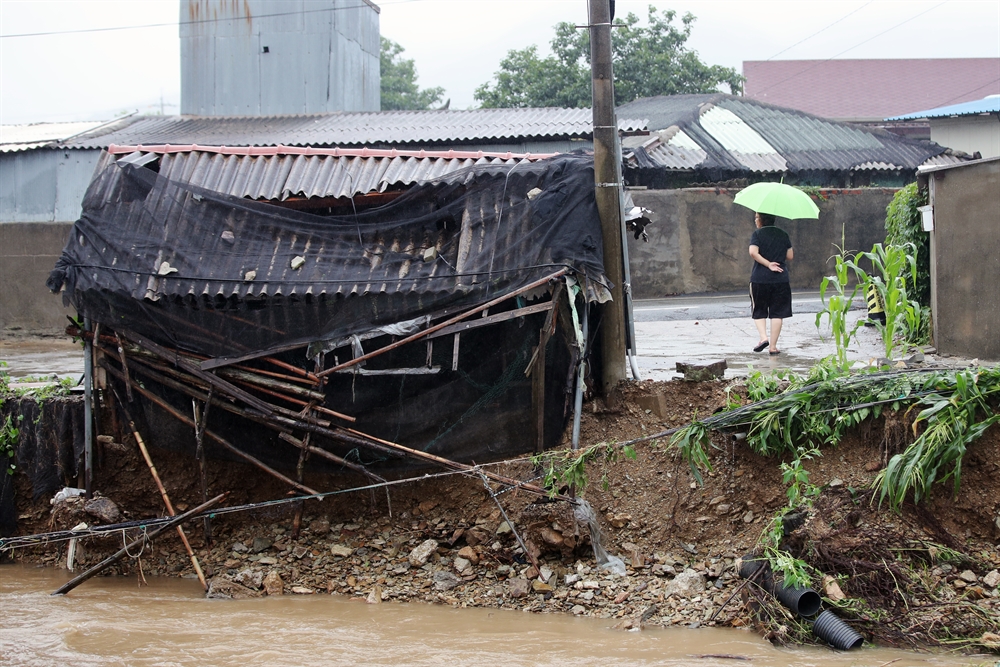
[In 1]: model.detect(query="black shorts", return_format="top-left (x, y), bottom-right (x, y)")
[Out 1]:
top-left (750, 282), bottom-right (792, 319)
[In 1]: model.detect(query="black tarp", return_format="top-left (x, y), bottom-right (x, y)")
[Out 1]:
top-left (45, 152), bottom-right (608, 471)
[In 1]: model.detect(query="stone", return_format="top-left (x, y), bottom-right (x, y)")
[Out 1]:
top-left (496, 521), bottom-right (512, 535)
top-left (634, 393), bottom-right (669, 419)
top-left (417, 500), bottom-right (439, 515)
top-left (291, 586), bottom-right (314, 594)
top-left (291, 546), bottom-right (309, 559)
top-left (959, 570), bottom-right (978, 583)
top-left (742, 511), bottom-right (755, 524)
top-left (539, 527), bottom-right (564, 547)
top-left (822, 575), bottom-right (846, 602)
top-left (251, 537), bottom-right (272, 553)
top-left (571, 605), bottom-right (586, 615)
top-left (233, 568), bottom-right (264, 589)
top-left (83, 497), bottom-right (120, 524)
top-left (664, 569), bottom-right (706, 599)
top-left (330, 544), bottom-right (354, 558)
top-left (982, 570), bottom-right (1000, 588)
top-left (231, 542), bottom-right (248, 553)
top-left (539, 565), bottom-right (554, 583)
top-left (310, 519), bottom-right (330, 534)
top-left (257, 557), bottom-right (277, 566)
top-left (453, 557), bottom-right (471, 575)
top-left (366, 585), bottom-right (383, 604)
top-left (206, 578), bottom-right (261, 600)
top-left (675, 360), bottom-right (726, 381)
top-left (507, 578), bottom-right (530, 598)
top-left (409, 539), bottom-right (438, 567)
top-left (262, 571), bottom-right (284, 596)
top-left (456, 546), bottom-right (479, 564)
top-left (532, 580), bottom-right (553, 592)
top-left (565, 573), bottom-right (580, 585)
top-left (433, 570), bottom-right (462, 591)
top-left (714, 504), bottom-right (731, 514)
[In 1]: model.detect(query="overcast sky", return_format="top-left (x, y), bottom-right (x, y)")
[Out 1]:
top-left (1, 0), bottom-right (998, 124)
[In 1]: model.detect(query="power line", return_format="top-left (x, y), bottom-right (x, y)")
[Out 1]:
top-left (766, 1), bottom-right (874, 61)
top-left (753, 0), bottom-right (951, 96)
top-left (0, 0), bottom-right (414, 40)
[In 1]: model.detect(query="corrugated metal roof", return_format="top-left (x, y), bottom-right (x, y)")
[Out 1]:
top-left (62, 108), bottom-right (648, 150)
top-left (887, 96), bottom-right (1000, 121)
top-left (153, 150), bottom-right (526, 200)
top-left (0, 121), bottom-right (111, 153)
top-left (619, 94), bottom-right (954, 176)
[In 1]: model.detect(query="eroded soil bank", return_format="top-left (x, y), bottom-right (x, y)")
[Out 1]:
top-left (4, 379), bottom-right (999, 655)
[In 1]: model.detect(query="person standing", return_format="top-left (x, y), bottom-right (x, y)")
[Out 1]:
top-left (748, 212), bottom-right (793, 354)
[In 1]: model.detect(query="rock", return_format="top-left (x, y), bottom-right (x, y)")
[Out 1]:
top-left (433, 570), bottom-right (462, 591)
top-left (291, 586), bottom-right (314, 594)
top-left (251, 537), bottom-right (272, 553)
top-left (233, 568), bottom-right (264, 589)
top-left (409, 539), bottom-right (438, 567)
top-left (714, 504), bottom-right (731, 515)
top-left (496, 521), bottom-right (512, 535)
top-left (635, 393), bottom-right (668, 419)
top-left (675, 360), bottom-right (726, 381)
top-left (742, 511), bottom-right (755, 524)
top-left (539, 565), bottom-right (554, 583)
top-left (456, 546), bottom-right (479, 564)
top-left (330, 544), bottom-right (354, 558)
top-left (959, 570), bottom-right (978, 583)
top-left (565, 574), bottom-right (580, 585)
top-left (539, 527), bottom-right (564, 547)
top-left (453, 557), bottom-right (471, 575)
top-left (532, 580), bottom-right (553, 592)
top-left (982, 570), bottom-right (1000, 588)
top-left (310, 519), bottom-right (330, 534)
top-left (828, 478), bottom-right (844, 488)
top-left (822, 575), bottom-right (846, 602)
top-left (257, 557), bottom-right (277, 566)
top-left (417, 500), bottom-right (439, 515)
top-left (664, 569), bottom-right (706, 598)
top-left (231, 542), bottom-right (248, 553)
top-left (292, 546), bottom-right (309, 559)
top-left (367, 585), bottom-right (383, 604)
top-left (83, 497), bottom-right (120, 524)
top-left (507, 578), bottom-right (530, 598)
top-left (206, 578), bottom-right (261, 599)
top-left (571, 605), bottom-right (586, 615)
top-left (262, 571), bottom-right (284, 596)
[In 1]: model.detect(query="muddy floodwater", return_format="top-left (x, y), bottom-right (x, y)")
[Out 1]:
top-left (2, 566), bottom-right (989, 667)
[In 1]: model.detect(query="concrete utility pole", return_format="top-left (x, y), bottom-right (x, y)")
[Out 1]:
top-left (589, 0), bottom-right (628, 394)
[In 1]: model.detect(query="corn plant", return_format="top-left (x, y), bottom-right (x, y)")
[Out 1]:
top-left (851, 242), bottom-right (925, 358)
top-left (816, 251), bottom-right (864, 366)
top-left (874, 366), bottom-right (1000, 509)
top-left (668, 421), bottom-right (713, 485)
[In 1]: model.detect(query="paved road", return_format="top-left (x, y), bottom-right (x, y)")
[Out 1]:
top-left (632, 290), bottom-right (855, 322)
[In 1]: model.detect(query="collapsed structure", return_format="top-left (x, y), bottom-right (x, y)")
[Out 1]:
top-left (46, 148), bottom-right (611, 493)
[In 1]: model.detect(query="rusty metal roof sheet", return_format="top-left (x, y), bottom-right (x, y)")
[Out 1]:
top-left (61, 108), bottom-right (648, 150)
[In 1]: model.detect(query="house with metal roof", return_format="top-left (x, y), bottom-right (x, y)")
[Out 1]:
top-left (618, 93), bottom-right (963, 189)
top-left (888, 96), bottom-right (1000, 160)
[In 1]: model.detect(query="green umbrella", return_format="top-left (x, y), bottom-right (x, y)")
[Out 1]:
top-left (733, 182), bottom-right (820, 220)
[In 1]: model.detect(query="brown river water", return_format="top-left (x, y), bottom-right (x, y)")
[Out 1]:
top-left (2, 565), bottom-right (990, 667)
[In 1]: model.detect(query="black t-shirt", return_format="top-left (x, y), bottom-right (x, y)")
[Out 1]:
top-left (749, 226), bottom-right (792, 284)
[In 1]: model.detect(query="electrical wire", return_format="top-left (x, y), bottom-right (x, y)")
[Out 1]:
top-left (765, 1), bottom-right (873, 61)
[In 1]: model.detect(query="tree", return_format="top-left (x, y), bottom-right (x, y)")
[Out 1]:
top-left (475, 6), bottom-right (744, 108)
top-left (380, 37), bottom-right (446, 111)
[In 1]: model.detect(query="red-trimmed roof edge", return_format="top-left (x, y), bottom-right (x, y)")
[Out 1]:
top-left (107, 144), bottom-right (560, 160)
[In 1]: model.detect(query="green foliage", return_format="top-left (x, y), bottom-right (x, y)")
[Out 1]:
top-left (762, 545), bottom-right (814, 590)
top-left (531, 441), bottom-right (637, 496)
top-left (875, 366), bottom-right (1000, 509)
top-left (853, 243), bottom-right (927, 357)
top-left (816, 251), bottom-right (864, 366)
top-left (781, 446), bottom-right (821, 508)
top-left (884, 183), bottom-right (930, 307)
top-left (380, 37), bottom-right (445, 111)
top-left (668, 421), bottom-right (713, 484)
top-left (0, 415), bottom-right (17, 476)
top-left (474, 6), bottom-right (743, 108)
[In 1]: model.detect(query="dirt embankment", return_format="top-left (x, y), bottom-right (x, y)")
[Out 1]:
top-left (7, 379), bottom-right (1000, 652)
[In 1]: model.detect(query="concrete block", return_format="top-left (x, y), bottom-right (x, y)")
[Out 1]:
top-left (675, 360), bottom-right (727, 381)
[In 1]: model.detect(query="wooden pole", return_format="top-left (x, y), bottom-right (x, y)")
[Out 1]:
top-left (127, 419), bottom-right (208, 590)
top-left (589, 0), bottom-right (628, 395)
top-left (52, 493), bottom-right (226, 596)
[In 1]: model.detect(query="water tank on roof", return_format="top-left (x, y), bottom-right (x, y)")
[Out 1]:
top-left (180, 0), bottom-right (380, 116)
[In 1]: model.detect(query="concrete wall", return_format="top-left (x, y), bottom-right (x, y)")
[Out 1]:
top-left (626, 187), bottom-right (897, 298)
top-left (0, 149), bottom-right (99, 335)
top-left (927, 158), bottom-right (1000, 360)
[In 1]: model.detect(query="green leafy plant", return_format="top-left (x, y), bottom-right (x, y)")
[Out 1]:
top-left (668, 421), bottom-right (713, 484)
top-left (781, 446), bottom-right (821, 508)
top-left (853, 242), bottom-right (927, 357)
top-left (531, 441), bottom-right (637, 497)
top-left (816, 250), bottom-right (865, 366)
top-left (874, 366), bottom-right (1000, 509)
top-left (0, 414), bottom-right (17, 476)
top-left (884, 183), bottom-right (930, 307)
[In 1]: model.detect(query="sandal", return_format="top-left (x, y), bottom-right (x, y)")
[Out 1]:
top-left (769, 349), bottom-right (781, 355)
top-left (753, 340), bottom-right (769, 352)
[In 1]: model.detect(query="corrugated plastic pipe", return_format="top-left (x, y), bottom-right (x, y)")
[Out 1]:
top-left (813, 610), bottom-right (864, 650)
top-left (738, 554), bottom-right (821, 618)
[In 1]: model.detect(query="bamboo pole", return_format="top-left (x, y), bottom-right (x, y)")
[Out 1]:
top-left (125, 418), bottom-right (208, 590)
top-left (52, 494), bottom-right (226, 596)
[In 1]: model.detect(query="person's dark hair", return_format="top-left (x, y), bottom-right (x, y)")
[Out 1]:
top-left (758, 213), bottom-right (776, 226)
